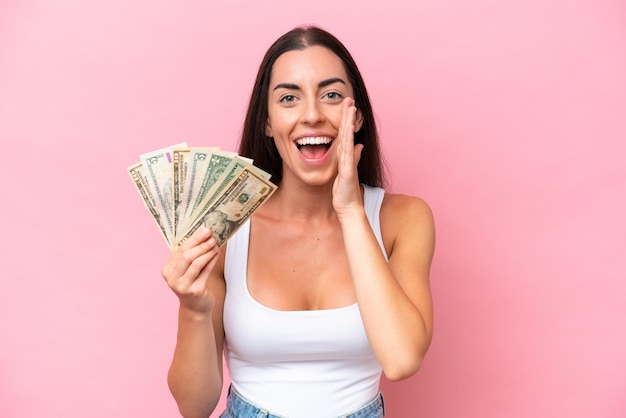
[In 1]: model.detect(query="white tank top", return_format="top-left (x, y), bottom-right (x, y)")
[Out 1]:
top-left (223, 185), bottom-right (387, 417)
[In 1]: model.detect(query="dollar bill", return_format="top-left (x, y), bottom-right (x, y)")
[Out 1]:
top-left (175, 167), bottom-right (277, 248)
top-left (178, 148), bottom-right (228, 230)
top-left (179, 156), bottom-right (271, 239)
top-left (180, 151), bottom-right (238, 225)
top-left (171, 147), bottom-right (190, 238)
top-left (140, 143), bottom-right (187, 247)
top-left (172, 147), bottom-right (221, 238)
top-left (127, 162), bottom-right (170, 247)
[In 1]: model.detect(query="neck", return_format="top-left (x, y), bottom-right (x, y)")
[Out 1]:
top-left (269, 178), bottom-right (336, 221)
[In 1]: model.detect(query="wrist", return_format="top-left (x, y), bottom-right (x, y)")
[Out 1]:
top-left (178, 303), bottom-right (213, 323)
top-left (337, 205), bottom-right (368, 229)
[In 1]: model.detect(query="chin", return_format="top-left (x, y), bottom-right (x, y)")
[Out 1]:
top-left (300, 169), bottom-right (338, 187)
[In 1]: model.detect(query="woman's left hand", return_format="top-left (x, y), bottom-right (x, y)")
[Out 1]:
top-left (332, 97), bottom-right (364, 219)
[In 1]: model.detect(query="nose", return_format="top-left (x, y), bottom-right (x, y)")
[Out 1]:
top-left (300, 99), bottom-right (325, 125)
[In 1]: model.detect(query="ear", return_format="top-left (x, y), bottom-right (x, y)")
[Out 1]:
top-left (354, 108), bottom-right (364, 133)
top-left (265, 119), bottom-right (273, 137)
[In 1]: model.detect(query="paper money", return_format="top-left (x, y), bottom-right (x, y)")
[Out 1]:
top-left (175, 167), bottom-right (277, 248)
top-left (128, 144), bottom-right (276, 251)
top-left (178, 148), bottom-right (231, 230)
top-left (179, 156), bottom-right (271, 238)
top-left (127, 162), bottom-right (170, 246)
top-left (171, 147), bottom-right (190, 238)
top-left (140, 143), bottom-right (187, 247)
top-left (173, 147), bottom-right (221, 237)
top-left (183, 151), bottom-right (237, 223)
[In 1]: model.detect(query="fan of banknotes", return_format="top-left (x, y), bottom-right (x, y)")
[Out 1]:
top-left (127, 143), bottom-right (277, 250)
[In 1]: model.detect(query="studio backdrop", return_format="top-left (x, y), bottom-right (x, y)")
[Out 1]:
top-left (1, 1), bottom-right (625, 417)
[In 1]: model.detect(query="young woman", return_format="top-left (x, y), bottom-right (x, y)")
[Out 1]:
top-left (162, 25), bottom-right (435, 418)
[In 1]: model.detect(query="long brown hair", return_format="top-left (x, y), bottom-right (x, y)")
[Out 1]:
top-left (238, 25), bottom-right (385, 188)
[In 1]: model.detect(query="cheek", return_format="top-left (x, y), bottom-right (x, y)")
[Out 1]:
top-left (322, 104), bottom-right (344, 127)
top-left (267, 111), bottom-right (294, 134)
top-left (330, 113), bottom-right (343, 128)
top-left (273, 138), bottom-right (292, 162)
top-left (266, 112), bottom-right (298, 155)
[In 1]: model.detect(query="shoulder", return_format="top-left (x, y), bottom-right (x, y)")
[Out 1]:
top-left (379, 192), bottom-right (435, 258)
top-left (380, 192), bottom-right (434, 228)
top-left (381, 192), bottom-right (432, 216)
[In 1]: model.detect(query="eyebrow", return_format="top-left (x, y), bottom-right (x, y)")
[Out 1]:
top-left (273, 77), bottom-right (346, 91)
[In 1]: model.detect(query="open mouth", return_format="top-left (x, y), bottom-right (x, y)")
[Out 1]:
top-left (295, 136), bottom-right (333, 160)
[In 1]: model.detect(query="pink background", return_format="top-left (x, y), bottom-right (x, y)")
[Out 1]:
top-left (1, 1), bottom-right (625, 417)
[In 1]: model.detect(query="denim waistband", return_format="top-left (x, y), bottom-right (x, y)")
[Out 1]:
top-left (219, 386), bottom-right (385, 418)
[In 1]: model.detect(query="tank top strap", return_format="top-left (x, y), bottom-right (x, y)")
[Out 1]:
top-left (224, 219), bottom-right (250, 289)
top-left (362, 184), bottom-right (388, 261)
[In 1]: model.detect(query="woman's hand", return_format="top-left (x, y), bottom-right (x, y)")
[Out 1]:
top-left (161, 227), bottom-right (220, 314)
top-left (333, 97), bottom-right (364, 219)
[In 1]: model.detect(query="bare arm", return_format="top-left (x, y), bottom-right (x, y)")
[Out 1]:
top-left (162, 228), bottom-right (226, 418)
top-left (339, 195), bottom-right (435, 381)
top-left (333, 98), bottom-right (435, 381)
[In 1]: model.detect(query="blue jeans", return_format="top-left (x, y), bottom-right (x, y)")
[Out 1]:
top-left (219, 386), bottom-right (385, 418)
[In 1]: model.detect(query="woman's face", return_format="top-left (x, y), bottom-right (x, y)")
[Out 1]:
top-left (265, 45), bottom-right (362, 187)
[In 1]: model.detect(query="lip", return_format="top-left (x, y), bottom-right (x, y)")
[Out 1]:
top-left (292, 132), bottom-right (336, 165)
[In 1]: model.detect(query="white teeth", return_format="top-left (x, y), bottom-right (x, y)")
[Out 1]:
top-left (295, 136), bottom-right (332, 146)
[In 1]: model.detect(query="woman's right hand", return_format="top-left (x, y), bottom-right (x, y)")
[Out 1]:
top-left (161, 227), bottom-right (220, 314)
